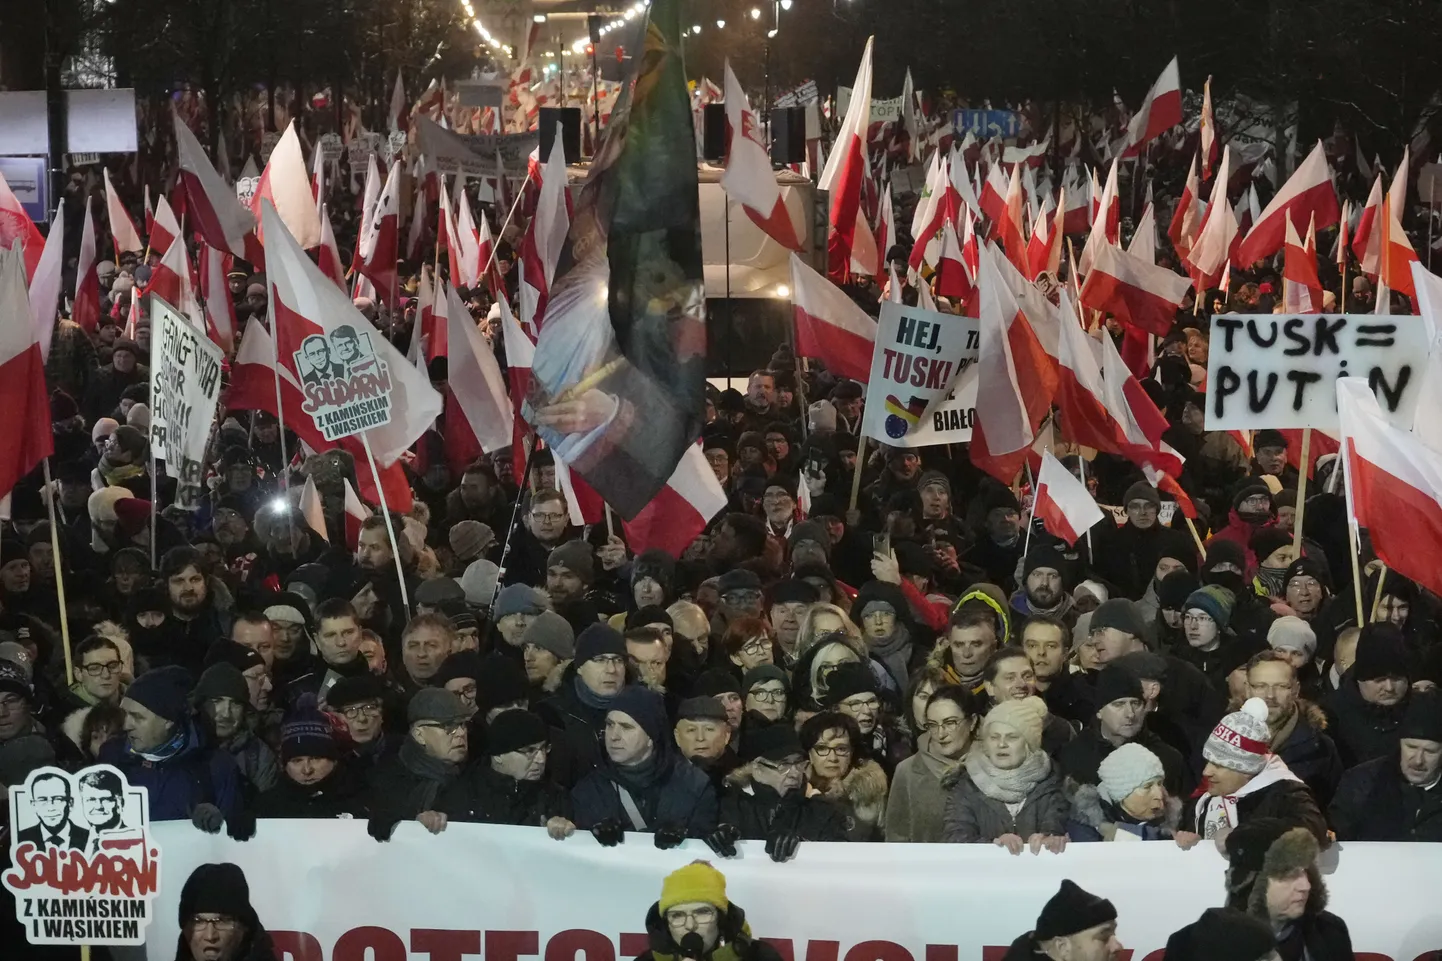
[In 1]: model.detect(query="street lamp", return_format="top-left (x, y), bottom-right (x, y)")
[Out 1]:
top-left (692, 23), bottom-right (702, 33)
top-left (750, 7), bottom-right (762, 18)
top-left (716, 19), bottom-right (726, 27)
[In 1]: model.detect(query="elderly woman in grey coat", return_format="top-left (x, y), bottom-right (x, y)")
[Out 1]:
top-left (941, 696), bottom-right (1069, 853)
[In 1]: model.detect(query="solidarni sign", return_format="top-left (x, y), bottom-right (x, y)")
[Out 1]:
top-left (144, 821), bottom-right (1442, 961)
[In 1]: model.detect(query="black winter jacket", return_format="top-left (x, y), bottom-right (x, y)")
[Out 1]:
top-left (252, 764), bottom-right (369, 819)
top-left (1322, 671), bottom-right (1407, 768)
top-left (571, 753), bottom-right (718, 837)
top-left (1329, 754), bottom-right (1442, 842)
top-left (1057, 725), bottom-right (1194, 799)
top-left (717, 777), bottom-right (848, 842)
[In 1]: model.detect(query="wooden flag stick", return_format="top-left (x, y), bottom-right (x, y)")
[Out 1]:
top-left (1370, 563), bottom-right (1389, 623)
top-left (1184, 514), bottom-right (1207, 560)
top-left (1347, 520), bottom-right (1366, 625)
top-left (848, 435), bottom-right (868, 513)
top-left (41, 459), bottom-right (75, 682)
top-left (1292, 428), bottom-right (1312, 552)
top-left (360, 430), bottom-right (411, 613)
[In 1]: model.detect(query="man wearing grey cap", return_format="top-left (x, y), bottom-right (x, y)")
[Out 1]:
top-left (367, 688), bottom-right (485, 840)
top-left (521, 610), bottom-right (575, 697)
top-left (493, 584), bottom-right (550, 653)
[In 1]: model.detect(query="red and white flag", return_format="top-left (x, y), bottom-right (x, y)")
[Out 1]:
top-left (789, 253), bottom-right (876, 383)
top-left (173, 111), bottom-right (255, 258)
top-left (1379, 197), bottom-right (1420, 302)
top-left (721, 61), bottom-right (801, 252)
top-left (1062, 168), bottom-right (1092, 236)
top-left (0, 243), bottom-right (52, 501)
top-left (1128, 193), bottom-right (1156, 264)
top-left (997, 163), bottom-right (1028, 274)
top-left (908, 153), bottom-right (949, 274)
top-left (71, 197), bottom-right (101, 334)
top-left (250, 122), bottom-right (323, 249)
top-left (145, 229), bottom-right (199, 318)
top-left (1121, 57), bottom-right (1183, 158)
top-left (874, 188), bottom-right (895, 277)
top-left (817, 37), bottom-right (874, 281)
top-left (26, 199), bottom-right (64, 360)
top-left (453, 192), bottom-right (485, 288)
top-left (1352, 174), bottom-right (1384, 276)
top-left (1053, 294), bottom-right (1126, 452)
top-left (104, 169), bottom-right (143, 256)
top-left (1079, 240), bottom-right (1192, 337)
top-left (1186, 145), bottom-right (1237, 289)
top-left (1034, 450), bottom-right (1104, 545)
top-left (1282, 215), bottom-right (1324, 314)
top-left (311, 140), bottom-right (327, 204)
top-left (342, 478), bottom-right (372, 550)
top-left (226, 316), bottom-right (330, 455)
top-left (519, 142), bottom-right (570, 329)
top-left (144, 185), bottom-right (155, 238)
top-left (355, 161), bottom-right (401, 306)
top-left (1233, 141), bottom-right (1339, 267)
top-left (1388, 145), bottom-right (1410, 224)
top-left (150, 194), bottom-right (181, 256)
top-left (300, 474), bottom-right (329, 542)
top-left (389, 71), bottom-right (408, 135)
top-left (352, 156), bottom-right (382, 271)
top-left (316, 204), bottom-right (348, 291)
top-left (619, 444), bottom-right (729, 557)
top-left (0, 172), bottom-right (44, 282)
top-left (1200, 76), bottom-right (1218, 180)
top-left (445, 279), bottom-right (512, 453)
top-left (475, 212), bottom-right (502, 296)
top-left (978, 162), bottom-right (1008, 230)
top-left (198, 242), bottom-right (237, 354)
top-left (1077, 159), bottom-right (1120, 275)
top-left (1338, 376), bottom-right (1442, 597)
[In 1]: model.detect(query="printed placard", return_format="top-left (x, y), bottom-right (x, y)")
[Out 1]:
top-left (293, 324), bottom-right (394, 441)
top-left (317, 132), bottom-right (344, 161)
top-left (859, 302), bottom-right (980, 446)
top-left (234, 176), bottom-right (260, 205)
top-left (1205, 313), bottom-right (1430, 430)
top-left (149, 298), bottom-right (225, 507)
top-left (2, 764), bottom-right (158, 945)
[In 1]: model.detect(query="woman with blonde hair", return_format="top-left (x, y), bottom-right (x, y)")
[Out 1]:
top-left (793, 604), bottom-right (862, 663)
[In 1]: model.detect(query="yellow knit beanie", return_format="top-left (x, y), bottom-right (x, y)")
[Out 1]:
top-left (659, 861), bottom-right (729, 914)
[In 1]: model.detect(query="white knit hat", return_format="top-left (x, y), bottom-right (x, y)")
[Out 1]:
top-left (1267, 615), bottom-right (1317, 659)
top-left (1097, 743), bottom-right (1165, 805)
top-left (982, 696), bottom-right (1049, 753)
top-left (1202, 697), bottom-right (1271, 774)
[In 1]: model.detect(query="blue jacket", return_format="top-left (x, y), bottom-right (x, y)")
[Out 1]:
top-left (98, 722), bottom-right (244, 823)
top-left (571, 754), bottom-right (717, 837)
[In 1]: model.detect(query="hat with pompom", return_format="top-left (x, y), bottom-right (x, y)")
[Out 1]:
top-left (1202, 697), bottom-right (1271, 775)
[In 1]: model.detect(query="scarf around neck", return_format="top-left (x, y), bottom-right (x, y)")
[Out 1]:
top-left (868, 624), bottom-right (912, 690)
top-left (399, 738), bottom-right (461, 813)
top-left (1256, 565), bottom-right (1288, 598)
top-left (574, 674), bottom-right (621, 713)
top-left (965, 749), bottom-right (1051, 804)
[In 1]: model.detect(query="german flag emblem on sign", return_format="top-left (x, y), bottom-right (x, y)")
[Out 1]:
top-left (884, 394), bottom-right (928, 439)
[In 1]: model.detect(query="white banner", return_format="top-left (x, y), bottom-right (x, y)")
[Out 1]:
top-left (148, 299), bottom-right (225, 508)
top-left (899, 363), bottom-right (978, 446)
top-left (141, 822), bottom-right (1442, 961)
top-left (1205, 313), bottom-right (1429, 430)
top-left (860, 302), bottom-right (979, 447)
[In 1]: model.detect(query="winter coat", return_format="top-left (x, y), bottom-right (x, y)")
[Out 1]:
top-left (224, 729), bottom-right (280, 797)
top-left (1322, 670), bottom-right (1407, 768)
top-left (1226, 840), bottom-right (1353, 961)
top-left (1065, 782), bottom-right (1182, 841)
top-left (1205, 510), bottom-right (1270, 573)
top-left (1269, 700), bottom-right (1344, 809)
top-left (884, 749), bottom-right (959, 843)
top-left (634, 902), bottom-right (785, 961)
top-left (535, 672), bottom-right (609, 788)
top-left (1037, 671), bottom-right (1093, 727)
top-left (941, 765), bottom-right (1069, 843)
top-left (252, 763), bottom-right (369, 819)
top-left (365, 746), bottom-right (500, 828)
top-left (1183, 754), bottom-right (1329, 845)
top-left (717, 767), bottom-right (848, 842)
top-left (571, 753), bottom-right (717, 837)
top-left (1057, 724), bottom-right (1194, 799)
top-left (1329, 753), bottom-right (1442, 842)
top-left (1091, 521), bottom-right (1198, 601)
top-left (451, 765), bottom-right (572, 827)
top-left (809, 758), bottom-right (889, 841)
top-left (97, 724), bottom-right (243, 823)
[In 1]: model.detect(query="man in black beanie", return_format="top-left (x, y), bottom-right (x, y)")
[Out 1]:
top-left (1010, 542), bottom-right (1080, 626)
top-left (1330, 688), bottom-right (1442, 841)
top-left (325, 673), bottom-right (393, 773)
top-left (1058, 666), bottom-right (1192, 799)
top-left (537, 623), bottom-right (629, 787)
top-left (1091, 481), bottom-right (1196, 602)
top-left (1323, 622), bottom-right (1411, 767)
top-left (1164, 908), bottom-right (1275, 961)
top-left (468, 710), bottom-right (574, 837)
top-left (1001, 879), bottom-right (1121, 961)
top-left (175, 862), bottom-right (276, 961)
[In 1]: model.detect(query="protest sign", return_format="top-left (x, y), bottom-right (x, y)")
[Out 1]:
top-left (3, 764), bottom-right (158, 946)
top-left (897, 361), bottom-right (978, 445)
top-left (773, 79), bottom-right (818, 108)
top-left (859, 302), bottom-right (980, 445)
top-left (293, 322), bottom-right (395, 441)
top-left (1205, 313), bottom-right (1429, 430)
top-left (260, 131), bottom-right (280, 162)
top-left (317, 132), bottom-right (344, 161)
top-left (148, 297), bottom-right (225, 507)
top-left (234, 176), bottom-right (260, 205)
top-left (837, 89), bottom-right (903, 122)
top-left (415, 117), bottom-right (539, 178)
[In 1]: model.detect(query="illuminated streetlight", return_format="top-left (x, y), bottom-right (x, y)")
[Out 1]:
top-left (750, 7), bottom-right (762, 18)
top-left (533, 13), bottom-right (546, 22)
top-left (774, 285), bottom-right (790, 299)
top-left (781, 0), bottom-right (792, 8)
top-left (692, 23), bottom-right (702, 33)
top-left (767, 28), bottom-right (777, 37)
top-left (716, 19), bottom-right (725, 27)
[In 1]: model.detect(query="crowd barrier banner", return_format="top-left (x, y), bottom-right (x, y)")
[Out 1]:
top-left (144, 821), bottom-right (1442, 961)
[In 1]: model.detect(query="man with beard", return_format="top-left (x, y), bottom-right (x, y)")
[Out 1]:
top-left (1009, 543), bottom-right (1079, 627)
top-left (1245, 652), bottom-right (1343, 808)
top-left (1058, 666), bottom-right (1191, 798)
top-left (133, 547), bottom-right (232, 675)
top-left (1330, 689), bottom-right (1442, 841)
top-left (1324, 623), bottom-right (1411, 768)
top-left (1090, 482), bottom-right (1197, 601)
top-left (864, 448), bottom-right (922, 519)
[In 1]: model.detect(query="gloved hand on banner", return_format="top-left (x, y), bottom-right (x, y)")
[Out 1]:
top-left (191, 803), bottom-right (225, 834)
top-left (764, 831), bottom-right (800, 863)
top-left (705, 823), bottom-right (741, 858)
top-left (591, 819), bottom-right (625, 847)
top-left (226, 810), bottom-right (257, 841)
top-left (653, 823), bottom-right (687, 850)
top-left (368, 815), bottom-right (402, 842)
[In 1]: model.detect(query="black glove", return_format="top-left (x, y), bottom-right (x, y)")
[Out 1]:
top-left (226, 810), bottom-right (257, 842)
top-left (705, 823), bottom-right (741, 858)
top-left (765, 831), bottom-right (801, 863)
top-left (653, 823), bottom-right (687, 850)
top-left (191, 803), bottom-right (224, 834)
top-left (591, 819), bottom-right (625, 847)
top-left (368, 815), bottom-right (401, 842)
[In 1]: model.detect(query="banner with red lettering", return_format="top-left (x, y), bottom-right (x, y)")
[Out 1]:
top-left (143, 822), bottom-right (1442, 961)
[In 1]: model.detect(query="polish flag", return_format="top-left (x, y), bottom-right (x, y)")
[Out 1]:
top-left (1167, 156), bottom-right (1201, 260)
top-left (978, 162), bottom-right (1008, 231)
top-left (249, 122), bottom-right (323, 249)
top-left (311, 141), bottom-right (327, 204)
top-left (122, 286), bottom-right (140, 341)
top-left (1200, 76), bottom-right (1219, 180)
top-left (144, 186), bottom-right (155, 239)
top-left (1062, 169), bottom-right (1092, 236)
top-left (0, 171), bottom-right (44, 282)
top-left (261, 200), bottom-right (443, 467)
top-left (173, 111), bottom-right (255, 259)
top-left (149, 195), bottom-right (181, 256)
top-left (1186, 146), bottom-right (1237, 289)
top-left (71, 197), bottom-right (101, 334)
top-left (453, 192), bottom-right (485, 288)
top-left (342, 478), bottom-right (372, 550)
top-left (818, 37), bottom-right (874, 281)
top-left (352, 156), bottom-right (382, 272)
top-left (1121, 57), bottom-right (1183, 159)
top-left (406, 181), bottom-right (427, 263)
top-left (1338, 376), bottom-right (1442, 598)
top-left (1352, 174), bottom-right (1384, 277)
top-left (1379, 198), bottom-right (1419, 302)
top-left (198, 242), bottom-right (237, 354)
top-left (300, 474), bottom-right (329, 542)
top-left (887, 263), bottom-right (904, 304)
top-left (1034, 450), bottom-right (1105, 545)
top-left (874, 189), bottom-right (895, 277)
top-left (997, 164), bottom-right (1029, 274)
top-left (721, 61), bottom-right (802, 252)
top-left (1233, 142), bottom-right (1339, 267)
top-left (445, 279), bottom-right (512, 453)
top-left (908, 154), bottom-right (951, 274)
top-left (1283, 215), bottom-right (1324, 314)
top-left (475, 213), bottom-right (502, 297)
top-left (497, 290), bottom-right (536, 484)
top-left (789, 253), bottom-right (876, 383)
top-left (1388, 146), bottom-right (1410, 226)
top-left (1143, 461), bottom-right (1198, 520)
top-left (1078, 159), bottom-right (1120, 275)
top-left (389, 72), bottom-right (408, 135)
top-left (355, 161), bottom-right (401, 306)
top-left (316, 204), bottom-right (348, 291)
top-left (519, 142), bottom-right (570, 329)
top-left (1129, 194), bottom-right (1156, 264)
top-left (26, 199), bottom-right (64, 360)
top-left (0, 243), bottom-right (52, 501)
top-left (104, 169), bottom-right (144, 256)
top-left (1053, 295), bottom-right (1126, 452)
top-left (145, 231), bottom-right (198, 316)
top-left (1334, 201), bottom-right (1351, 269)
top-left (935, 217), bottom-right (974, 304)
top-left (1026, 193), bottom-right (1062, 281)
top-left (619, 444), bottom-right (729, 557)
top-left (224, 316), bottom-right (332, 456)
top-left (1079, 240), bottom-right (1192, 337)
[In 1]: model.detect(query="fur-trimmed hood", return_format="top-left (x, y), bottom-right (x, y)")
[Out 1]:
top-left (541, 659), bottom-right (572, 694)
top-left (1067, 781), bottom-right (1182, 837)
top-left (812, 758), bottom-right (888, 825)
top-left (1227, 696), bottom-right (1329, 733)
top-left (1226, 825), bottom-right (1329, 921)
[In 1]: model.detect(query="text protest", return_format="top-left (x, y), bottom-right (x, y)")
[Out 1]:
top-left (860, 302), bottom-right (980, 446)
top-left (148, 298), bottom-right (225, 509)
top-left (293, 324), bottom-right (395, 442)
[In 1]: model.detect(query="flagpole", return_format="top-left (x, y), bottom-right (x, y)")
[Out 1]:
top-left (725, 194), bottom-right (736, 393)
top-left (1370, 563), bottom-right (1389, 623)
top-left (1023, 457), bottom-right (1039, 557)
top-left (1183, 514), bottom-right (1207, 560)
top-left (41, 459), bottom-right (75, 683)
top-left (479, 167), bottom-right (535, 283)
top-left (1340, 434), bottom-right (1367, 624)
top-left (359, 430), bottom-right (410, 614)
top-left (490, 433), bottom-right (541, 621)
top-left (847, 435), bottom-right (868, 516)
top-left (267, 318), bottom-right (291, 495)
top-left (1292, 428), bottom-right (1312, 552)
top-left (1077, 454), bottom-right (1093, 563)
top-left (1340, 250), bottom-right (1348, 313)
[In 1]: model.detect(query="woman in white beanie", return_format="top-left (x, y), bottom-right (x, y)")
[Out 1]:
top-left (941, 696), bottom-right (1069, 851)
top-left (1066, 743), bottom-right (1193, 844)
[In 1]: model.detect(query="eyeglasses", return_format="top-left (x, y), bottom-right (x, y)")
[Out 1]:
top-left (81, 660), bottom-right (123, 677)
top-left (811, 743), bottom-right (852, 757)
top-left (755, 757), bottom-right (806, 775)
top-left (531, 511), bottom-right (566, 523)
top-left (923, 716), bottom-right (967, 735)
top-left (841, 695), bottom-right (880, 712)
top-left (452, 682), bottom-right (478, 704)
top-left (1182, 613), bottom-right (1214, 626)
top-left (748, 688), bottom-right (786, 703)
top-left (740, 638), bottom-right (771, 656)
top-left (32, 794), bottom-right (68, 807)
top-left (187, 915), bottom-right (239, 933)
top-left (723, 589), bottom-right (762, 604)
top-left (515, 743), bottom-right (550, 759)
top-left (666, 906), bottom-right (718, 928)
top-left (339, 702), bottom-right (382, 720)
top-left (589, 654), bottom-right (625, 669)
top-left (417, 720), bottom-right (467, 735)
